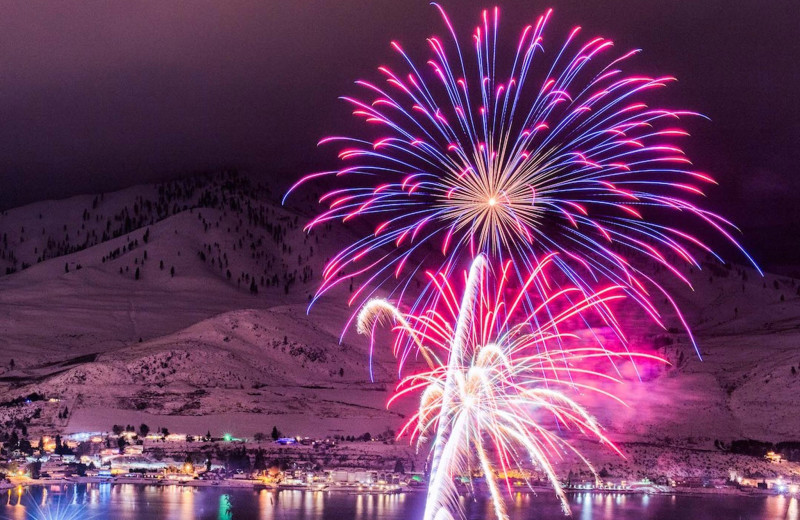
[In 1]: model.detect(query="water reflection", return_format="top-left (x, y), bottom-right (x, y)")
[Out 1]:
top-left (765, 494), bottom-right (800, 520)
top-left (5, 485), bottom-right (800, 520)
top-left (2, 486), bottom-right (87, 520)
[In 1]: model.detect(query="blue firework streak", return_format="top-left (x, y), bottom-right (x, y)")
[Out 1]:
top-left (285, 5), bottom-right (759, 357)
top-left (8, 491), bottom-right (90, 520)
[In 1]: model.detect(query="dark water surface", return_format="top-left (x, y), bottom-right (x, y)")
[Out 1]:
top-left (2, 484), bottom-right (798, 519)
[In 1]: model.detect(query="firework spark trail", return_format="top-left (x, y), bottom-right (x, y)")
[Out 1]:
top-left (10, 490), bottom-right (90, 520)
top-left (286, 5), bottom-right (760, 358)
top-left (358, 254), bottom-right (667, 519)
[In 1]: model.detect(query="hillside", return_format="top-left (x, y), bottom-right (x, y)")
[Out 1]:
top-left (0, 171), bottom-right (410, 440)
top-left (0, 171), bottom-right (798, 453)
top-left (0, 171), bottom-right (337, 362)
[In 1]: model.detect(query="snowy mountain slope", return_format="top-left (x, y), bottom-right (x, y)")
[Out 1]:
top-left (594, 261), bottom-right (800, 444)
top-left (0, 171), bottom-right (412, 437)
top-left (0, 170), bottom-right (352, 365)
top-left (42, 306), bottom-right (411, 438)
top-left (0, 172), bottom-right (798, 447)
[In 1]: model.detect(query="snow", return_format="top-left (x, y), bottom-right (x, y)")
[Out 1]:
top-left (1, 171), bottom-right (799, 477)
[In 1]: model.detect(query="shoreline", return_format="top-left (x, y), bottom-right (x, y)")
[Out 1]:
top-left (0, 477), bottom-right (787, 499)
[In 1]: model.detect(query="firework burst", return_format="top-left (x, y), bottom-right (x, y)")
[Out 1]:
top-left (287, 5), bottom-right (759, 355)
top-left (358, 254), bottom-right (666, 518)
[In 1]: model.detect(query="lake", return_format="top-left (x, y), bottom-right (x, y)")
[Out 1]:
top-left (2, 484), bottom-right (799, 519)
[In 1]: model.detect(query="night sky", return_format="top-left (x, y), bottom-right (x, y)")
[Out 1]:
top-left (0, 1), bottom-right (797, 267)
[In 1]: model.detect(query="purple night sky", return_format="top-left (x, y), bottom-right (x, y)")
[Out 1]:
top-left (0, 1), bottom-right (797, 265)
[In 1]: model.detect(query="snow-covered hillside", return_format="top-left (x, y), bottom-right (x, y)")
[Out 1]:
top-left (0, 171), bottom-right (410, 440)
top-left (0, 171), bottom-right (798, 453)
